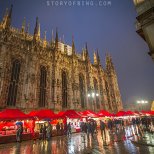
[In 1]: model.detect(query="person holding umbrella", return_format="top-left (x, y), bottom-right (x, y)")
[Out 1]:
top-left (16, 124), bottom-right (23, 142)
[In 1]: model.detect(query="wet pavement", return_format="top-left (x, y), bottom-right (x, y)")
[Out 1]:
top-left (0, 130), bottom-right (154, 154)
top-left (130, 132), bottom-right (154, 147)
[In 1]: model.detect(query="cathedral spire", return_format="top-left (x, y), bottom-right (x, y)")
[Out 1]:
top-left (93, 51), bottom-right (97, 65)
top-left (106, 53), bottom-right (115, 71)
top-left (82, 48), bottom-right (86, 61)
top-left (96, 49), bottom-right (101, 65)
top-left (85, 42), bottom-right (90, 61)
top-left (33, 17), bottom-right (40, 42)
top-left (55, 27), bottom-right (58, 50)
top-left (43, 31), bottom-right (47, 47)
top-left (51, 29), bottom-right (54, 48)
top-left (21, 17), bottom-right (26, 33)
top-left (26, 23), bottom-right (30, 34)
top-left (72, 35), bottom-right (75, 55)
top-left (2, 5), bottom-right (13, 29)
top-left (62, 34), bottom-right (65, 43)
top-left (2, 8), bottom-right (8, 28)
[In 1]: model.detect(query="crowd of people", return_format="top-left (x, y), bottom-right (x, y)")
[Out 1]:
top-left (80, 116), bottom-right (154, 141)
top-left (16, 116), bottom-right (154, 143)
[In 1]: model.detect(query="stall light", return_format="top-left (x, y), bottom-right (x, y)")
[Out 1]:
top-left (87, 94), bottom-right (90, 97)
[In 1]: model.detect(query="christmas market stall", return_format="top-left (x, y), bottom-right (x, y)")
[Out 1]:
top-left (57, 110), bottom-right (86, 133)
top-left (28, 109), bottom-right (64, 136)
top-left (0, 109), bottom-right (34, 144)
top-left (79, 110), bottom-right (99, 128)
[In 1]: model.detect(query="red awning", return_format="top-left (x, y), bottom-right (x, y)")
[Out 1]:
top-left (57, 110), bottom-right (83, 119)
top-left (98, 110), bottom-right (112, 117)
top-left (28, 109), bottom-right (59, 119)
top-left (141, 110), bottom-right (154, 116)
top-left (125, 110), bottom-right (135, 116)
top-left (80, 110), bottom-right (99, 118)
top-left (0, 109), bottom-right (32, 120)
top-left (115, 111), bottom-right (127, 117)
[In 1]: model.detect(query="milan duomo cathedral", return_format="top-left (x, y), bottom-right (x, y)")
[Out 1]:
top-left (0, 5), bottom-right (123, 113)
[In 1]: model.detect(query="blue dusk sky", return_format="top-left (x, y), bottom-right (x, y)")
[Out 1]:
top-left (0, 0), bottom-right (154, 106)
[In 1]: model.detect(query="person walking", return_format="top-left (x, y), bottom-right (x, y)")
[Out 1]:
top-left (60, 123), bottom-right (64, 135)
top-left (67, 122), bottom-right (71, 137)
top-left (39, 125), bottom-right (43, 140)
top-left (100, 120), bottom-right (106, 139)
top-left (56, 122), bottom-right (60, 135)
top-left (16, 124), bottom-right (23, 142)
top-left (46, 123), bottom-right (52, 141)
top-left (42, 124), bottom-right (47, 140)
top-left (86, 121), bottom-right (92, 140)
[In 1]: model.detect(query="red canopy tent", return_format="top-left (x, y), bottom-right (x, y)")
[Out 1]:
top-left (0, 109), bottom-right (32, 120)
top-left (80, 110), bottom-right (99, 118)
top-left (148, 111), bottom-right (154, 115)
top-left (115, 111), bottom-right (127, 117)
top-left (125, 110), bottom-right (135, 116)
top-left (141, 110), bottom-right (154, 116)
top-left (97, 110), bottom-right (112, 117)
top-left (57, 110), bottom-right (83, 119)
top-left (28, 109), bottom-right (59, 119)
top-left (134, 111), bottom-right (143, 116)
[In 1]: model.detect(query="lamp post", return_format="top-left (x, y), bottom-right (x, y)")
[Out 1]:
top-left (87, 92), bottom-right (99, 112)
top-left (136, 100), bottom-right (148, 111)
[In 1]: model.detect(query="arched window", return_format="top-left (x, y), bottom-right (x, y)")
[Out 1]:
top-left (7, 59), bottom-right (21, 106)
top-left (62, 71), bottom-right (67, 108)
top-left (93, 78), bottom-right (100, 109)
top-left (79, 74), bottom-right (85, 108)
top-left (39, 66), bottom-right (47, 107)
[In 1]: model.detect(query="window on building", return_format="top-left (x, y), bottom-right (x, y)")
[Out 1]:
top-left (7, 59), bottom-right (21, 106)
top-left (62, 71), bottom-right (67, 108)
top-left (79, 74), bottom-right (85, 108)
top-left (93, 78), bottom-right (100, 109)
top-left (39, 66), bottom-right (47, 107)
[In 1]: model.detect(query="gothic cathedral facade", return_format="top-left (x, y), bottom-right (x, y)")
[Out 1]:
top-left (0, 6), bottom-right (123, 113)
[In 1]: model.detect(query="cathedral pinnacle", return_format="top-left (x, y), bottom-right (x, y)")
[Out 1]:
top-left (2, 5), bottom-right (13, 29)
top-left (85, 42), bottom-right (90, 61)
top-left (72, 35), bottom-right (75, 55)
top-left (21, 17), bottom-right (26, 33)
top-left (96, 49), bottom-right (101, 65)
top-left (43, 31), bottom-right (47, 47)
top-left (106, 53), bottom-right (115, 71)
top-left (55, 28), bottom-right (58, 50)
top-left (33, 17), bottom-right (40, 42)
top-left (93, 51), bottom-right (97, 65)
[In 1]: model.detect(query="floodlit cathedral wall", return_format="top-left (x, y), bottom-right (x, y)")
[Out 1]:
top-left (0, 6), bottom-right (123, 113)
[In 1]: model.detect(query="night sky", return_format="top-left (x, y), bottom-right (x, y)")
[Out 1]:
top-left (0, 0), bottom-right (154, 107)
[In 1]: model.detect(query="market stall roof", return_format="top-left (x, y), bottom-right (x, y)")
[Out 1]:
top-left (97, 110), bottom-right (112, 117)
top-left (28, 109), bottom-right (59, 119)
top-left (80, 110), bottom-right (99, 118)
top-left (0, 109), bottom-right (32, 120)
top-left (141, 110), bottom-right (154, 116)
top-left (134, 111), bottom-right (143, 116)
top-left (115, 111), bottom-right (127, 117)
top-left (57, 110), bottom-right (83, 119)
top-left (125, 110), bottom-right (135, 116)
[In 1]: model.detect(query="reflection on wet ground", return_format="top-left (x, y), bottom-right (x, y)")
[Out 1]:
top-left (0, 130), bottom-right (154, 154)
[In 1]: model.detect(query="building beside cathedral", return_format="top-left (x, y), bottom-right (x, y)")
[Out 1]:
top-left (133, 0), bottom-right (154, 61)
top-left (0, 5), bottom-right (123, 113)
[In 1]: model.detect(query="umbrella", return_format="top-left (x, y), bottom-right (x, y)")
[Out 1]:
top-left (16, 121), bottom-right (23, 125)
